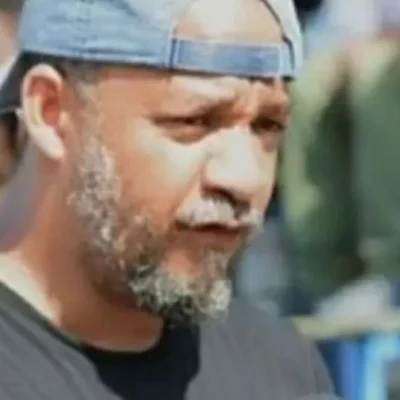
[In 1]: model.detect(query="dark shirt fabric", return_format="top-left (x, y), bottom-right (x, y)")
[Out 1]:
top-left (0, 283), bottom-right (332, 400)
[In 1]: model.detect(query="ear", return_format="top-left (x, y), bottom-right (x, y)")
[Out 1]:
top-left (21, 64), bottom-right (66, 161)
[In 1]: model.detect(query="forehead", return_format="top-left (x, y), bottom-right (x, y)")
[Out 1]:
top-left (96, 67), bottom-right (287, 111)
top-left (163, 74), bottom-right (285, 106)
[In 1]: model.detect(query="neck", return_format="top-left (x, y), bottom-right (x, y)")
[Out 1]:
top-left (0, 190), bottom-right (163, 352)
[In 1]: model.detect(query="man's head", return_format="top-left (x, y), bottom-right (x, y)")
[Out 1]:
top-left (0, 0), bottom-right (301, 325)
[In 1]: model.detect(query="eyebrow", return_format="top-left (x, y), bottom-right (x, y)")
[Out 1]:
top-left (155, 77), bottom-right (239, 115)
top-left (156, 95), bottom-right (232, 116)
top-left (258, 99), bottom-right (291, 122)
top-left (156, 76), bottom-right (291, 120)
top-left (256, 79), bottom-right (291, 122)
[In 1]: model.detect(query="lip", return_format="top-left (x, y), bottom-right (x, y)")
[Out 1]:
top-left (176, 223), bottom-right (247, 247)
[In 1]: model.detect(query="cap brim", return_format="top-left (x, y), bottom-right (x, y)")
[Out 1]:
top-left (0, 54), bottom-right (28, 115)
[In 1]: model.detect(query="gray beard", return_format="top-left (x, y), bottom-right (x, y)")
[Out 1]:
top-left (67, 134), bottom-right (232, 325)
top-left (126, 251), bottom-right (232, 324)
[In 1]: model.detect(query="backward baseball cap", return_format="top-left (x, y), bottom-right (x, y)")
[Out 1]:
top-left (0, 0), bottom-right (302, 114)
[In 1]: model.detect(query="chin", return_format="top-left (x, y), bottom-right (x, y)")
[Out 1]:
top-left (127, 256), bottom-right (233, 326)
top-left (164, 242), bottom-right (234, 273)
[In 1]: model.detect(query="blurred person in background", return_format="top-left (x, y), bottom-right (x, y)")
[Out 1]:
top-left (281, 30), bottom-right (400, 317)
top-left (292, 0), bottom-right (323, 27)
top-left (0, 110), bottom-right (19, 181)
top-left (0, 0), bottom-right (24, 179)
top-left (302, 0), bottom-right (400, 55)
top-left (232, 0), bottom-right (325, 316)
top-left (0, 0), bottom-right (22, 63)
top-left (0, 0), bottom-right (28, 250)
top-left (0, 58), bottom-right (25, 184)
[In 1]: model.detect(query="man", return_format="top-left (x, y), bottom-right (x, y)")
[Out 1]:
top-left (0, 0), bottom-right (332, 399)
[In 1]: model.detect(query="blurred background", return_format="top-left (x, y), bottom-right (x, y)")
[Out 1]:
top-left (236, 1), bottom-right (400, 399)
top-left (3, 0), bottom-right (400, 399)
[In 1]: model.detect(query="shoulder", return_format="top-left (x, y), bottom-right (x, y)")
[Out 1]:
top-left (198, 299), bottom-right (332, 394)
top-left (203, 299), bottom-right (315, 361)
top-left (205, 299), bottom-right (303, 345)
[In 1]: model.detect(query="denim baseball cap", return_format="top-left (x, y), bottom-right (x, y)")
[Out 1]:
top-left (0, 0), bottom-right (302, 114)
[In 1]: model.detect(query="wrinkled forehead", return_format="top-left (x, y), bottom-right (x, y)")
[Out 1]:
top-left (164, 74), bottom-right (288, 102)
top-left (102, 68), bottom-right (290, 120)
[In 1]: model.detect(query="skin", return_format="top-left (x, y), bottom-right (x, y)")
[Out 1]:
top-left (0, 0), bottom-right (289, 351)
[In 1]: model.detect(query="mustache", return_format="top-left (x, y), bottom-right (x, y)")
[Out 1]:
top-left (176, 197), bottom-right (263, 231)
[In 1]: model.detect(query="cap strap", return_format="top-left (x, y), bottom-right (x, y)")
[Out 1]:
top-left (169, 37), bottom-right (295, 79)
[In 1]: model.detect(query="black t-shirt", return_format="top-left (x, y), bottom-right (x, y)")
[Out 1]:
top-left (0, 283), bottom-right (332, 400)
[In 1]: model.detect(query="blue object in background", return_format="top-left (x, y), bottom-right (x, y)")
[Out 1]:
top-left (318, 333), bottom-right (400, 400)
top-left (362, 333), bottom-right (400, 400)
top-left (318, 339), bottom-right (365, 400)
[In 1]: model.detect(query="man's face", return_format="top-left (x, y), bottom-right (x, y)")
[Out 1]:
top-left (23, 0), bottom-right (289, 324)
top-left (64, 68), bottom-right (288, 324)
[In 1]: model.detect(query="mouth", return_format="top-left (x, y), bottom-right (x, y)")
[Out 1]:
top-left (175, 222), bottom-right (249, 248)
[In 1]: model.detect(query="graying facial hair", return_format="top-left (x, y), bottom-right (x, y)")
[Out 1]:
top-left (66, 130), bottom-right (233, 325)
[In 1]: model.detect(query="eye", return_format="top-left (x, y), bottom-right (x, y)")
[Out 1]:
top-left (253, 117), bottom-right (284, 133)
top-left (251, 117), bottom-right (285, 151)
top-left (154, 113), bottom-right (216, 144)
top-left (157, 114), bottom-right (213, 128)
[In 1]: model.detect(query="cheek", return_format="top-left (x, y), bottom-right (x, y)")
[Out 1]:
top-left (111, 121), bottom-right (206, 224)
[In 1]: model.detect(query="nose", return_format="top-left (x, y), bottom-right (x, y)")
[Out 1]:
top-left (202, 128), bottom-right (268, 206)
